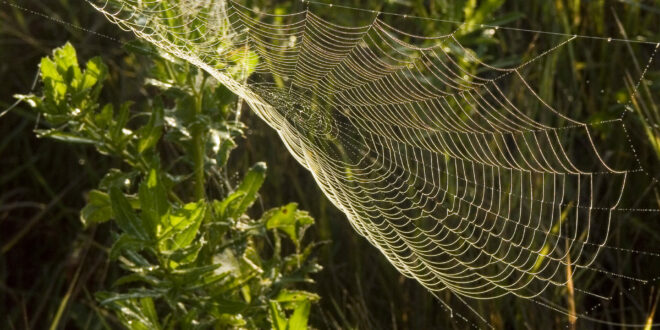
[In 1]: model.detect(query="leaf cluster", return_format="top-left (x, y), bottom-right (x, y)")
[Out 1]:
top-left (17, 42), bottom-right (321, 330)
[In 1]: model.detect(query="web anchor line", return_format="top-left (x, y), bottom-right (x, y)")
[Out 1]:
top-left (304, 0), bottom-right (660, 46)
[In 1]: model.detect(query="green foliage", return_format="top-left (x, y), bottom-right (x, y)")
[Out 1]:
top-left (17, 43), bottom-right (321, 329)
top-left (15, 43), bottom-right (107, 125)
top-left (215, 162), bottom-right (267, 221)
top-left (5, 1), bottom-right (660, 329)
top-left (264, 203), bottom-right (314, 249)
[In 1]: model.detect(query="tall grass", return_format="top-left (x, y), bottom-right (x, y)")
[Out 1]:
top-left (2, 0), bottom-right (660, 329)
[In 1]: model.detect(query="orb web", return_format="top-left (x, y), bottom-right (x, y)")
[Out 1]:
top-left (86, 0), bottom-right (660, 326)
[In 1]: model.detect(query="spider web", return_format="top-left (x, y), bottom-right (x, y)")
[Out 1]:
top-left (87, 0), bottom-right (660, 326)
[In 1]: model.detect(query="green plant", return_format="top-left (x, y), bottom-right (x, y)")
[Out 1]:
top-left (5, 1), bottom-right (660, 329)
top-left (16, 42), bottom-right (321, 329)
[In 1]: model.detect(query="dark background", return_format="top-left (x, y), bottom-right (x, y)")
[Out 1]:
top-left (2, 0), bottom-right (660, 329)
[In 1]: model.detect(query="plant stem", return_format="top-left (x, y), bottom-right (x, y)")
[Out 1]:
top-left (192, 91), bottom-right (205, 201)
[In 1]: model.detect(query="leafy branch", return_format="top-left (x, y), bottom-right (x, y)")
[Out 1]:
top-left (17, 42), bottom-right (321, 329)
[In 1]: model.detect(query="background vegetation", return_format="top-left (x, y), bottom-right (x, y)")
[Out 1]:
top-left (1, 0), bottom-right (660, 329)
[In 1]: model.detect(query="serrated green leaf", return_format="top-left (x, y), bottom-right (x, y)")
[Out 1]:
top-left (158, 201), bottom-right (206, 253)
top-left (167, 241), bottom-right (203, 268)
top-left (138, 167), bottom-right (168, 239)
top-left (109, 233), bottom-right (149, 260)
top-left (94, 292), bottom-right (161, 330)
top-left (211, 312), bottom-right (247, 328)
top-left (80, 189), bottom-right (113, 227)
top-left (110, 101), bottom-right (133, 143)
top-left (39, 56), bottom-right (60, 83)
top-left (35, 129), bottom-right (97, 144)
top-left (40, 57), bottom-right (66, 104)
top-left (53, 42), bottom-right (80, 82)
top-left (287, 300), bottom-right (310, 330)
top-left (95, 103), bottom-right (114, 129)
top-left (99, 169), bottom-right (138, 191)
top-left (241, 284), bottom-right (251, 303)
top-left (80, 56), bottom-right (107, 90)
top-left (210, 129), bottom-right (237, 168)
top-left (296, 212), bottom-right (314, 226)
top-left (44, 45), bottom-right (75, 105)
top-left (97, 288), bottom-right (166, 305)
top-left (138, 297), bottom-right (160, 329)
top-left (138, 98), bottom-right (164, 153)
top-left (264, 203), bottom-right (301, 244)
top-left (110, 187), bottom-right (149, 240)
top-left (210, 298), bottom-right (248, 315)
top-left (172, 263), bottom-right (221, 279)
top-left (121, 249), bottom-right (153, 269)
top-left (226, 162), bottom-right (266, 219)
top-left (268, 301), bottom-right (287, 330)
top-left (112, 272), bottom-right (159, 288)
top-left (213, 191), bottom-right (245, 221)
top-left (275, 289), bottom-right (320, 304)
